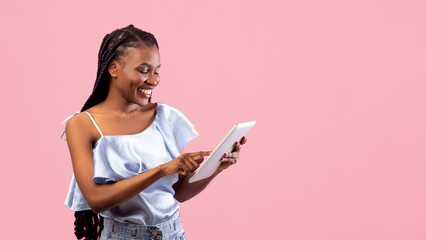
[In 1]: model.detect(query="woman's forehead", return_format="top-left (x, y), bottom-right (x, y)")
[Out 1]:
top-left (123, 46), bottom-right (160, 66)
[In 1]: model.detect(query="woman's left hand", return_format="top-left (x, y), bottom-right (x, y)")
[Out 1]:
top-left (216, 136), bottom-right (247, 172)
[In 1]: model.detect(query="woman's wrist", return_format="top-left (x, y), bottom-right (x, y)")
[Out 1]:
top-left (155, 164), bottom-right (168, 177)
top-left (214, 168), bottom-right (223, 175)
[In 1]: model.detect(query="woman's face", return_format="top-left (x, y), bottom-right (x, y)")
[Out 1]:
top-left (110, 45), bottom-right (161, 106)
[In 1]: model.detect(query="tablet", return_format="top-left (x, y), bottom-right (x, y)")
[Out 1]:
top-left (188, 120), bottom-right (256, 183)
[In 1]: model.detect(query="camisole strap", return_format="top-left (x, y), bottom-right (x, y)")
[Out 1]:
top-left (60, 111), bottom-right (80, 141)
top-left (83, 111), bottom-right (104, 137)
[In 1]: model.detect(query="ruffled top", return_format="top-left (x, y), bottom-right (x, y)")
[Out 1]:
top-left (60, 102), bottom-right (199, 224)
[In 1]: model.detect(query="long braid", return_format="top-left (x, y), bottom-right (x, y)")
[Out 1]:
top-left (94, 34), bottom-right (112, 92)
top-left (73, 25), bottom-right (159, 240)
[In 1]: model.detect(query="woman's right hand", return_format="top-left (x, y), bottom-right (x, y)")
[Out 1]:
top-left (160, 151), bottom-right (212, 176)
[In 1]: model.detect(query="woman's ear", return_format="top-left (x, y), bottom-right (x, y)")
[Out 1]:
top-left (108, 60), bottom-right (120, 77)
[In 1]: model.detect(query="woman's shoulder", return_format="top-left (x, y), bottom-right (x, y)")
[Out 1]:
top-left (156, 102), bottom-right (190, 121)
top-left (156, 102), bottom-right (196, 134)
top-left (65, 112), bottom-right (93, 135)
top-left (64, 109), bottom-right (103, 143)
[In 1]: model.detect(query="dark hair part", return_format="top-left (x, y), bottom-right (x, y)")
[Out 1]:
top-left (80, 24), bottom-right (159, 112)
top-left (74, 24), bottom-right (159, 240)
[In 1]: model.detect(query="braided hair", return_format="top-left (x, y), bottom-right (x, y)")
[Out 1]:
top-left (74, 24), bottom-right (159, 240)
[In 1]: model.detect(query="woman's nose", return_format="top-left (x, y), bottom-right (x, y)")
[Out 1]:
top-left (145, 73), bottom-right (159, 87)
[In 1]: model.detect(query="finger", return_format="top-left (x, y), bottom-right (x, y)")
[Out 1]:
top-left (224, 152), bottom-right (239, 159)
top-left (232, 141), bottom-right (241, 152)
top-left (221, 157), bottom-right (237, 164)
top-left (182, 155), bottom-right (198, 172)
top-left (240, 136), bottom-right (247, 145)
top-left (232, 141), bottom-right (237, 151)
top-left (192, 151), bottom-right (212, 163)
top-left (191, 154), bottom-right (206, 164)
top-left (194, 157), bottom-right (205, 164)
top-left (223, 156), bottom-right (238, 160)
top-left (178, 168), bottom-right (188, 175)
top-left (185, 154), bottom-right (201, 171)
top-left (178, 157), bottom-right (191, 173)
top-left (190, 151), bottom-right (213, 156)
top-left (231, 152), bottom-right (239, 159)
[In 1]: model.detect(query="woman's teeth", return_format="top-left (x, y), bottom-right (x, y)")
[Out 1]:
top-left (138, 88), bottom-right (152, 94)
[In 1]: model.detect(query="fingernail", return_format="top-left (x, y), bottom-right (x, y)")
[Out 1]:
top-left (224, 153), bottom-right (227, 157)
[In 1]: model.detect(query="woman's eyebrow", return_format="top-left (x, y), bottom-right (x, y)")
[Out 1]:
top-left (139, 63), bottom-right (161, 68)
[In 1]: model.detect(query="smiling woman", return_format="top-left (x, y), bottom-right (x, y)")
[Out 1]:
top-left (60, 25), bottom-right (246, 240)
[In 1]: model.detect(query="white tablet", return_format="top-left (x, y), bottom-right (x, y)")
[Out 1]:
top-left (188, 120), bottom-right (256, 183)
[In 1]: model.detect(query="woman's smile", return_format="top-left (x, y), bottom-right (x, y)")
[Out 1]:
top-left (137, 88), bottom-right (152, 98)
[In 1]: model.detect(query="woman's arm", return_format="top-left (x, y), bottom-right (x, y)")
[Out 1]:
top-left (173, 136), bottom-right (246, 202)
top-left (66, 114), bottom-right (167, 213)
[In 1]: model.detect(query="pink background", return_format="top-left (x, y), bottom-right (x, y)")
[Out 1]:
top-left (1, 0), bottom-right (425, 239)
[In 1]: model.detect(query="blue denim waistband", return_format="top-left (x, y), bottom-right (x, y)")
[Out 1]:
top-left (102, 210), bottom-right (183, 239)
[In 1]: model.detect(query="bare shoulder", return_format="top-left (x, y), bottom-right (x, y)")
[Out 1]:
top-left (65, 112), bottom-right (93, 143)
top-left (66, 112), bottom-right (88, 130)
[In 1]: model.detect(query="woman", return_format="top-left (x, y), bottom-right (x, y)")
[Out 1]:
top-left (60, 24), bottom-right (247, 240)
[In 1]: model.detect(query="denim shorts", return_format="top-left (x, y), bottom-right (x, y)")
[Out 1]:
top-left (100, 211), bottom-right (188, 240)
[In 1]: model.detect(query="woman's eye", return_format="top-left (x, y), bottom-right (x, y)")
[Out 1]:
top-left (138, 69), bottom-right (159, 74)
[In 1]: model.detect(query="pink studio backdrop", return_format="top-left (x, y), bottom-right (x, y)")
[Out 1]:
top-left (1, 0), bottom-right (425, 239)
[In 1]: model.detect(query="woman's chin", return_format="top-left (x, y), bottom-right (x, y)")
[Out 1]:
top-left (135, 98), bottom-right (150, 106)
